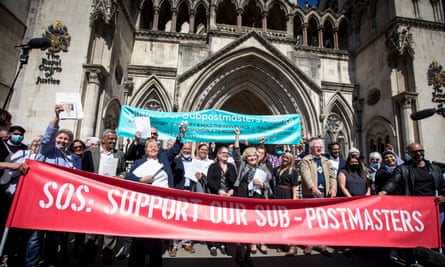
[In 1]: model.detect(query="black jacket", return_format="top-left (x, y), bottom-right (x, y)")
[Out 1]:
top-left (382, 160), bottom-right (445, 196)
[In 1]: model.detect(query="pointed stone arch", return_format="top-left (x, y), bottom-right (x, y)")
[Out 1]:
top-left (324, 93), bottom-right (355, 151)
top-left (266, 1), bottom-right (287, 31)
top-left (102, 98), bottom-right (121, 130)
top-left (179, 46), bottom-right (320, 141)
top-left (129, 77), bottom-right (173, 111)
top-left (241, 0), bottom-right (263, 28)
top-left (363, 116), bottom-right (397, 155)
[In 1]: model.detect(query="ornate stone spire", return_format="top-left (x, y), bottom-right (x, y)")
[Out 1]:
top-left (388, 25), bottom-right (414, 57)
top-left (90, 0), bottom-right (118, 26)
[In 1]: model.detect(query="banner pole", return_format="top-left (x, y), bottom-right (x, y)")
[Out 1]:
top-left (435, 190), bottom-right (443, 254)
top-left (0, 227), bottom-right (10, 256)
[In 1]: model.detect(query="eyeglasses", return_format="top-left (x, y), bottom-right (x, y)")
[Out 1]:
top-left (73, 146), bottom-right (83, 150)
top-left (220, 151), bottom-right (229, 154)
top-left (409, 149), bottom-right (424, 154)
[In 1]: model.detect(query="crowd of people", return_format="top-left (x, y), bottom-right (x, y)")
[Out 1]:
top-left (0, 105), bottom-right (443, 267)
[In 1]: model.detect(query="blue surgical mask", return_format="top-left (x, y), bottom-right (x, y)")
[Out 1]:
top-left (10, 134), bottom-right (23, 144)
top-left (275, 149), bottom-right (283, 156)
top-left (370, 163), bottom-right (380, 170)
top-left (404, 153), bottom-right (411, 161)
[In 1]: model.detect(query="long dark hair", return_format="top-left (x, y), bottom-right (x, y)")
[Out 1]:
top-left (344, 154), bottom-right (366, 179)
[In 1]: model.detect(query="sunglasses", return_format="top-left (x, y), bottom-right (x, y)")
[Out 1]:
top-left (73, 146), bottom-right (84, 150)
top-left (409, 149), bottom-right (424, 154)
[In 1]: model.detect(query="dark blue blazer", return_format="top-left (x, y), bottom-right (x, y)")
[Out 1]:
top-left (125, 137), bottom-right (182, 188)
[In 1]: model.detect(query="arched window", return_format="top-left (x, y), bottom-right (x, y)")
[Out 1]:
top-left (158, 0), bottom-right (172, 31)
top-left (216, 0), bottom-right (237, 25)
top-left (323, 20), bottom-right (334, 48)
top-left (242, 0), bottom-right (262, 28)
top-left (194, 3), bottom-right (208, 33)
top-left (267, 2), bottom-right (286, 31)
top-left (338, 19), bottom-right (349, 50)
top-left (294, 14), bottom-right (303, 45)
top-left (140, 0), bottom-right (154, 29)
top-left (307, 17), bottom-right (319, 47)
top-left (176, 1), bottom-right (190, 33)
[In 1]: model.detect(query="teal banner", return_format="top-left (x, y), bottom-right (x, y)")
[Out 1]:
top-left (117, 105), bottom-right (301, 144)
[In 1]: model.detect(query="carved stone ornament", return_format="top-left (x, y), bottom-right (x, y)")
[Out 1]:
top-left (90, 0), bottom-right (118, 25)
top-left (388, 25), bottom-right (414, 56)
top-left (325, 113), bottom-right (342, 133)
top-left (427, 60), bottom-right (445, 110)
top-left (367, 88), bottom-right (381, 106)
top-left (44, 20), bottom-right (71, 53)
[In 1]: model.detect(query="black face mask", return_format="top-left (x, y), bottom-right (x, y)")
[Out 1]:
top-left (350, 164), bottom-right (360, 172)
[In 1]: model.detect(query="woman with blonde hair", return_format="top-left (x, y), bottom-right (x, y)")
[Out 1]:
top-left (273, 151), bottom-right (300, 256)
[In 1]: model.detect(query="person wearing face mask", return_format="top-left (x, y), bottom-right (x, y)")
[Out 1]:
top-left (338, 155), bottom-right (370, 197)
top-left (368, 151), bottom-right (382, 195)
top-left (0, 126), bottom-right (28, 189)
top-left (374, 150), bottom-right (404, 262)
top-left (258, 138), bottom-right (284, 169)
top-left (374, 151), bottom-right (404, 195)
top-left (337, 154), bottom-right (370, 256)
top-left (0, 110), bottom-right (28, 267)
top-left (6, 126), bottom-right (27, 154)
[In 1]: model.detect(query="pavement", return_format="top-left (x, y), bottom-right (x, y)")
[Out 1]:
top-left (65, 241), bottom-right (398, 267)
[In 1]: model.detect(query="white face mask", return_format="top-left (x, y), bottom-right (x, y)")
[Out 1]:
top-left (182, 153), bottom-right (191, 159)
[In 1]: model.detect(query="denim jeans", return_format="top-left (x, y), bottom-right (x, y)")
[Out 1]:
top-left (25, 231), bottom-right (42, 267)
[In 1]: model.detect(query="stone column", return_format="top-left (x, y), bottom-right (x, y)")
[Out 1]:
top-left (318, 26), bottom-right (323, 48)
top-left (286, 14), bottom-right (294, 38)
top-left (152, 7), bottom-right (160, 30)
top-left (81, 64), bottom-right (108, 138)
top-left (209, 1), bottom-right (217, 30)
top-left (262, 12), bottom-right (267, 32)
top-left (394, 92), bottom-right (418, 146)
top-left (333, 28), bottom-right (339, 49)
top-left (189, 10), bottom-right (195, 33)
top-left (302, 23), bottom-right (308, 46)
top-left (237, 9), bottom-right (242, 31)
top-left (171, 9), bottom-right (177, 32)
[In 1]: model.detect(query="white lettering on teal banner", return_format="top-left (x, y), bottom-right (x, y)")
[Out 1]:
top-left (117, 105), bottom-right (301, 144)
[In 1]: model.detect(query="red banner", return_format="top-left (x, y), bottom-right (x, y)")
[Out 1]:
top-left (7, 160), bottom-right (441, 248)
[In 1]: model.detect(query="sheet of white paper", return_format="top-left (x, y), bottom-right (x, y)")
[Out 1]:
top-left (151, 172), bottom-right (168, 188)
top-left (56, 92), bottom-right (84, 120)
top-left (98, 157), bottom-right (118, 176)
top-left (248, 168), bottom-right (268, 194)
top-left (184, 165), bottom-right (198, 183)
top-left (253, 168), bottom-right (268, 183)
top-left (134, 117), bottom-right (151, 139)
top-left (132, 159), bottom-right (163, 177)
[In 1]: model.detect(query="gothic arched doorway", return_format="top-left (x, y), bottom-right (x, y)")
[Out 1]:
top-left (220, 90), bottom-right (272, 115)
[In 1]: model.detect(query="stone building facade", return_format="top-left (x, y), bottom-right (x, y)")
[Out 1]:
top-left (2, 0), bottom-right (445, 161)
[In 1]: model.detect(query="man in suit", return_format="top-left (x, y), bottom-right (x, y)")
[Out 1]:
top-left (325, 142), bottom-right (346, 177)
top-left (81, 129), bottom-right (126, 264)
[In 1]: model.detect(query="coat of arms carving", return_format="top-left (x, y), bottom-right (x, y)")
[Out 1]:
top-left (44, 20), bottom-right (71, 53)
